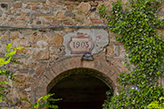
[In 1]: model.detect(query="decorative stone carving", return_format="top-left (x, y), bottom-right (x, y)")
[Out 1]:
top-left (68, 37), bottom-right (94, 54)
top-left (63, 29), bottom-right (109, 56)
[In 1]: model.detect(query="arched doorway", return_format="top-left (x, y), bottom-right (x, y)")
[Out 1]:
top-left (47, 68), bottom-right (113, 109)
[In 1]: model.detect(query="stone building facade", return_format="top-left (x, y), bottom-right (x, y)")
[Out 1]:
top-left (0, 0), bottom-right (163, 109)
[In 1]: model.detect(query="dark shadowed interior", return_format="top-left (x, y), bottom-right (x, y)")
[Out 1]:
top-left (48, 73), bottom-right (111, 109)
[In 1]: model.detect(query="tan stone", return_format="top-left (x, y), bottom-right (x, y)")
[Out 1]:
top-left (44, 16), bottom-right (54, 20)
top-left (25, 76), bottom-right (35, 85)
top-left (97, 4), bottom-right (102, 9)
top-left (18, 91), bottom-right (28, 99)
top-left (25, 76), bottom-right (32, 84)
top-left (103, 1), bottom-right (113, 15)
top-left (0, 52), bottom-right (5, 55)
top-left (29, 35), bottom-right (47, 43)
top-left (109, 32), bottom-right (121, 42)
top-left (48, 33), bottom-right (63, 45)
top-left (88, 12), bottom-right (97, 19)
top-left (50, 55), bottom-right (58, 61)
top-left (22, 63), bottom-right (27, 68)
top-left (106, 45), bottom-right (114, 56)
top-left (27, 2), bottom-right (40, 5)
top-left (13, 2), bottom-right (22, 8)
top-left (6, 88), bottom-right (20, 106)
top-left (21, 101), bottom-right (31, 108)
top-left (67, 5), bottom-right (74, 10)
top-left (13, 38), bottom-right (31, 47)
top-left (49, 46), bottom-right (64, 54)
top-left (10, 9), bottom-right (15, 15)
top-left (47, 0), bottom-right (59, 5)
top-left (31, 44), bottom-right (40, 48)
top-left (17, 13), bottom-right (28, 21)
top-left (83, 19), bottom-right (92, 25)
top-left (63, 27), bottom-right (74, 33)
top-left (2, 35), bottom-right (8, 40)
top-left (54, 11), bottom-right (68, 21)
top-left (2, 21), bottom-right (7, 26)
top-left (50, 21), bottom-right (59, 26)
top-left (122, 0), bottom-right (129, 4)
top-left (104, 1), bottom-right (113, 9)
top-left (16, 48), bottom-right (31, 55)
top-left (37, 40), bottom-right (48, 48)
top-left (77, 2), bottom-right (91, 14)
top-left (74, 12), bottom-right (85, 21)
top-left (10, 21), bottom-right (26, 27)
top-left (28, 62), bottom-right (37, 69)
top-left (0, 76), bottom-right (5, 82)
top-left (33, 48), bottom-right (50, 60)
top-left (9, 32), bottom-right (19, 40)
top-left (43, 3), bottom-right (47, 6)
top-left (35, 66), bottom-right (45, 77)
top-left (31, 24), bottom-right (34, 28)
top-left (157, 29), bottom-right (164, 35)
top-left (76, 22), bottom-right (83, 26)
top-left (13, 75), bottom-right (26, 89)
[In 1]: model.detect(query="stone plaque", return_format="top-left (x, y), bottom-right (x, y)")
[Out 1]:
top-left (68, 37), bottom-right (94, 54)
top-left (63, 29), bottom-right (109, 56)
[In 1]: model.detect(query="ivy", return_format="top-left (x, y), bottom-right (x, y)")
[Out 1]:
top-left (99, 0), bottom-right (164, 108)
top-left (148, 96), bottom-right (164, 109)
top-left (0, 41), bottom-right (61, 108)
top-left (21, 93), bottom-right (62, 109)
top-left (0, 42), bottom-right (23, 102)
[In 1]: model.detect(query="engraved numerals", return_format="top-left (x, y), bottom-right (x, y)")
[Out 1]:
top-left (73, 41), bottom-right (89, 48)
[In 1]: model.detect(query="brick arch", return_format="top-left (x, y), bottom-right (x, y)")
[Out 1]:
top-left (47, 68), bottom-right (115, 93)
top-left (32, 56), bottom-right (120, 101)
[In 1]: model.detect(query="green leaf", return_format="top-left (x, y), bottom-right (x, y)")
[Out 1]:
top-left (5, 49), bottom-right (16, 57)
top-left (0, 57), bottom-right (11, 65)
top-left (6, 42), bottom-right (12, 52)
top-left (0, 58), bottom-right (5, 62)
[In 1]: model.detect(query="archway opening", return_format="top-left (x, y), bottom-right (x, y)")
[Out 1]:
top-left (48, 68), bottom-right (113, 109)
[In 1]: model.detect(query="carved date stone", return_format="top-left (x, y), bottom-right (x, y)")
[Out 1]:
top-left (63, 29), bottom-right (109, 56)
top-left (68, 37), bottom-right (94, 54)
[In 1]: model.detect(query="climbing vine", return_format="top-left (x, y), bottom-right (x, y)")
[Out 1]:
top-left (0, 41), bottom-right (61, 108)
top-left (0, 42), bottom-right (23, 102)
top-left (99, 0), bottom-right (164, 108)
top-left (148, 96), bottom-right (164, 109)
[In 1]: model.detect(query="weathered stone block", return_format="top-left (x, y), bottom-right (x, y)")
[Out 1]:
top-left (48, 33), bottom-right (63, 45)
top-left (37, 40), bottom-right (48, 48)
top-left (27, 2), bottom-right (40, 5)
top-left (29, 35), bottom-right (47, 43)
top-left (83, 19), bottom-right (92, 25)
top-left (13, 38), bottom-right (31, 47)
top-left (54, 11), bottom-right (68, 21)
top-left (89, 12), bottom-right (98, 19)
top-left (74, 11), bottom-right (85, 21)
top-left (67, 5), bottom-right (74, 10)
top-left (77, 2), bottom-right (91, 15)
top-left (32, 48), bottom-right (50, 60)
top-left (13, 75), bottom-right (26, 89)
top-left (114, 45), bottom-right (120, 56)
top-left (63, 29), bottom-right (109, 56)
top-left (13, 2), bottom-right (22, 8)
top-left (92, 19), bottom-right (103, 24)
top-left (22, 0), bottom-right (46, 3)
top-left (9, 32), bottom-right (19, 40)
top-left (18, 90), bottom-right (28, 99)
top-left (64, 11), bottom-right (74, 17)
top-left (107, 45), bottom-right (114, 56)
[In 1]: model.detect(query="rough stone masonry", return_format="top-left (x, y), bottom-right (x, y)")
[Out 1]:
top-left (0, 0), bottom-right (163, 109)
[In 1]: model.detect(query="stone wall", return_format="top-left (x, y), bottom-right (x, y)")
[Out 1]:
top-left (0, 0), bottom-right (163, 109)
